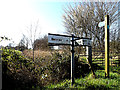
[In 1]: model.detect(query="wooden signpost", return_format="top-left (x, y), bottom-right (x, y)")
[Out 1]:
top-left (98, 15), bottom-right (109, 78)
top-left (105, 15), bottom-right (109, 78)
top-left (48, 33), bottom-right (94, 86)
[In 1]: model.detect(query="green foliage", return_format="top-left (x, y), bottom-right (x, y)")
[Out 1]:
top-left (46, 70), bottom-right (120, 89)
top-left (2, 47), bottom-right (30, 70)
top-left (2, 47), bottom-right (41, 90)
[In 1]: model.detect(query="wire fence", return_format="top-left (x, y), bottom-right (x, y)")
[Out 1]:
top-left (92, 50), bottom-right (120, 66)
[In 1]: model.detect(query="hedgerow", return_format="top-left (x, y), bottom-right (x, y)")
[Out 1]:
top-left (1, 47), bottom-right (103, 89)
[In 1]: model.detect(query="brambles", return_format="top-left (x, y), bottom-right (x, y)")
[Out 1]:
top-left (2, 48), bottom-right (40, 89)
top-left (2, 47), bottom-right (120, 89)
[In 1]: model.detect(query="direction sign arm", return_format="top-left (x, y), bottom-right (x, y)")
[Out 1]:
top-left (98, 21), bottom-right (105, 27)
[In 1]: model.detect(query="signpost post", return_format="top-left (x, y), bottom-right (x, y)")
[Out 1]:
top-left (98, 15), bottom-right (109, 78)
top-left (71, 34), bottom-right (75, 86)
top-left (86, 46), bottom-right (96, 78)
top-left (105, 15), bottom-right (109, 78)
top-left (48, 33), bottom-right (93, 85)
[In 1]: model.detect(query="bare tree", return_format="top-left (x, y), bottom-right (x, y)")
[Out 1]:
top-left (63, 2), bottom-right (119, 51)
top-left (34, 35), bottom-right (50, 50)
top-left (24, 20), bottom-right (41, 61)
top-left (17, 34), bottom-right (29, 51)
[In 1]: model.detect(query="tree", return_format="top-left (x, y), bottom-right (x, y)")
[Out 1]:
top-left (0, 36), bottom-right (10, 42)
top-left (63, 2), bottom-right (119, 51)
top-left (16, 34), bottom-right (28, 51)
top-left (34, 35), bottom-right (49, 50)
top-left (24, 20), bottom-right (41, 61)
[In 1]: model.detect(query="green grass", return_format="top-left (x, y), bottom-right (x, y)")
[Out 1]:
top-left (46, 70), bottom-right (120, 89)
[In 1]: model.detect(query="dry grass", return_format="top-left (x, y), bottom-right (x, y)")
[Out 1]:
top-left (23, 50), bottom-right (52, 59)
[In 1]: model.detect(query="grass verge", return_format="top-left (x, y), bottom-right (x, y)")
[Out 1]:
top-left (46, 70), bottom-right (120, 89)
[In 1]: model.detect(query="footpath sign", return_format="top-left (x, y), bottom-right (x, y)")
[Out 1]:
top-left (98, 21), bottom-right (105, 27)
top-left (76, 39), bottom-right (91, 46)
top-left (48, 33), bottom-right (91, 46)
top-left (48, 33), bottom-right (71, 45)
top-left (48, 33), bottom-right (93, 86)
